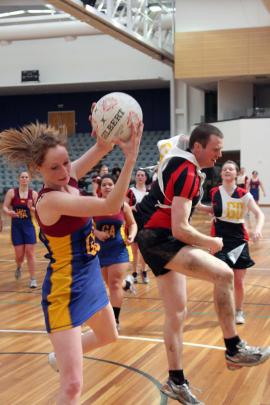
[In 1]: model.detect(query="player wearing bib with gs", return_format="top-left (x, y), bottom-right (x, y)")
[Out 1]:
top-left (2, 171), bottom-right (38, 288)
top-left (210, 161), bottom-right (264, 325)
top-left (94, 174), bottom-right (137, 330)
top-left (0, 117), bottom-right (142, 405)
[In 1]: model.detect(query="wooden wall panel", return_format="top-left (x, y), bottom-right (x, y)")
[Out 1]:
top-left (249, 28), bottom-right (270, 74)
top-left (175, 27), bottom-right (270, 79)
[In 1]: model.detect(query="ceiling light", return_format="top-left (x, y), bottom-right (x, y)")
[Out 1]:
top-left (148, 5), bottom-right (162, 13)
top-left (27, 9), bottom-right (55, 14)
top-left (64, 35), bottom-right (77, 41)
top-left (0, 10), bottom-right (25, 18)
top-left (45, 4), bottom-right (56, 10)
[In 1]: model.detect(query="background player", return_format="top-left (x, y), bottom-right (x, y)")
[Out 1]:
top-left (94, 174), bottom-right (137, 330)
top-left (2, 171), bottom-right (38, 288)
top-left (210, 160), bottom-right (264, 324)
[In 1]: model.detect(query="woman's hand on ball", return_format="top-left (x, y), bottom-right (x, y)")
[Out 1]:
top-left (89, 102), bottom-right (114, 153)
top-left (117, 117), bottom-right (143, 161)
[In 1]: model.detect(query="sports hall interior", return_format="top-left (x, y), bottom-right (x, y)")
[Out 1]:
top-left (0, 1), bottom-right (270, 404)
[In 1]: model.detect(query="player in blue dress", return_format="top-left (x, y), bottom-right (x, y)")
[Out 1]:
top-left (0, 117), bottom-right (142, 405)
top-left (94, 174), bottom-right (137, 330)
top-left (2, 171), bottom-right (38, 288)
top-left (248, 170), bottom-right (266, 204)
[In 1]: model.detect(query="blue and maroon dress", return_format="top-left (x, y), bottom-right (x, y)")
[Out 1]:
top-left (36, 179), bottom-right (109, 333)
top-left (94, 209), bottom-right (132, 267)
top-left (10, 188), bottom-right (37, 246)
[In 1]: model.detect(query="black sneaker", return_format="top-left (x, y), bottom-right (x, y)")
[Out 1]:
top-left (141, 270), bottom-right (149, 284)
top-left (226, 340), bottom-right (270, 370)
top-left (161, 379), bottom-right (205, 405)
top-left (132, 272), bottom-right (138, 284)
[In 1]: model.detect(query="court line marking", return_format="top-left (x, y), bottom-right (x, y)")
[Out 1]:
top-left (0, 259), bottom-right (48, 263)
top-left (0, 259), bottom-right (270, 272)
top-left (0, 328), bottom-right (225, 351)
top-left (0, 351), bottom-right (168, 405)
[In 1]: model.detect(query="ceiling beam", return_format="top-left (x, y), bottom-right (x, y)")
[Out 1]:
top-left (49, 0), bottom-right (174, 66)
top-left (263, 0), bottom-right (270, 13)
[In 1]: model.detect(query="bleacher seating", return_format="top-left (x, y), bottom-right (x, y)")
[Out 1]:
top-left (0, 130), bottom-right (170, 200)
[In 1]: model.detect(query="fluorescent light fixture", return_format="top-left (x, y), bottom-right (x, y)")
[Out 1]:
top-left (64, 35), bottom-right (77, 41)
top-left (0, 10), bottom-right (25, 18)
top-left (149, 5), bottom-right (162, 12)
top-left (27, 9), bottom-right (55, 14)
top-left (45, 4), bottom-right (56, 10)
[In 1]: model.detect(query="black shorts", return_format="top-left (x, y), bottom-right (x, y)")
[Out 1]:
top-left (136, 228), bottom-right (187, 277)
top-left (215, 239), bottom-right (254, 269)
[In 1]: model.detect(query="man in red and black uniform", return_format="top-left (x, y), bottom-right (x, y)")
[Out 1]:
top-left (135, 123), bottom-right (270, 405)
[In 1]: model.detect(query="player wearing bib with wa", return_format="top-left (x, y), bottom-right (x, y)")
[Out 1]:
top-left (2, 171), bottom-right (38, 287)
top-left (210, 161), bottom-right (264, 325)
top-left (94, 174), bottom-right (137, 330)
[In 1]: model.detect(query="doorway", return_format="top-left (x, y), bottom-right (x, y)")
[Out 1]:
top-left (48, 111), bottom-right (76, 135)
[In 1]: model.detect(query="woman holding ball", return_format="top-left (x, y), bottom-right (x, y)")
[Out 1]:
top-left (0, 111), bottom-right (143, 405)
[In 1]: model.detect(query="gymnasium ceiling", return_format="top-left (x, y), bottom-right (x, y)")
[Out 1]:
top-left (0, 0), bottom-right (174, 94)
top-left (1, 1), bottom-right (270, 94)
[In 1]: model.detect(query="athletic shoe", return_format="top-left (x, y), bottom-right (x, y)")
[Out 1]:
top-left (15, 267), bottom-right (22, 280)
top-left (132, 272), bottom-right (138, 284)
top-left (124, 274), bottom-right (136, 294)
top-left (226, 340), bottom-right (270, 370)
top-left (48, 352), bottom-right (59, 372)
top-left (161, 379), bottom-right (205, 405)
top-left (29, 279), bottom-right (37, 288)
top-left (235, 310), bottom-right (245, 325)
top-left (142, 271), bottom-right (149, 284)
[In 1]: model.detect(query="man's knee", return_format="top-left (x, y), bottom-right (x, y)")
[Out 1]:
top-left (215, 264), bottom-right (234, 285)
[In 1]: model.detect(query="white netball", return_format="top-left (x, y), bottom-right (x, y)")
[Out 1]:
top-left (91, 92), bottom-right (143, 143)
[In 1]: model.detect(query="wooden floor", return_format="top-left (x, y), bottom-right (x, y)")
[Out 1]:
top-left (0, 207), bottom-right (270, 405)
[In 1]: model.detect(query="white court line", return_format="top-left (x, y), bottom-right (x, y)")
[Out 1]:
top-left (0, 328), bottom-right (225, 351)
top-left (0, 258), bottom-right (269, 269)
top-left (0, 259), bottom-right (48, 263)
top-left (0, 329), bottom-right (46, 334)
top-left (119, 335), bottom-right (225, 351)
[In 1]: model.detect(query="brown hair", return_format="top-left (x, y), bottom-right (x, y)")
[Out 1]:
top-left (0, 122), bottom-right (67, 174)
top-left (189, 123), bottom-right (223, 149)
top-left (222, 160), bottom-right (239, 172)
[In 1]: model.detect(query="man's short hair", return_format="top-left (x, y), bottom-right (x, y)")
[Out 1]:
top-left (189, 123), bottom-right (223, 149)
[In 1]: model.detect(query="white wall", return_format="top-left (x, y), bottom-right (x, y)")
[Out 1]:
top-left (0, 35), bottom-right (171, 88)
top-left (218, 81), bottom-right (253, 120)
top-left (196, 120), bottom-right (241, 151)
top-left (175, 0), bottom-right (270, 31)
top-left (210, 118), bottom-right (270, 204)
top-left (240, 119), bottom-right (270, 204)
top-left (188, 86), bottom-right (205, 128)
